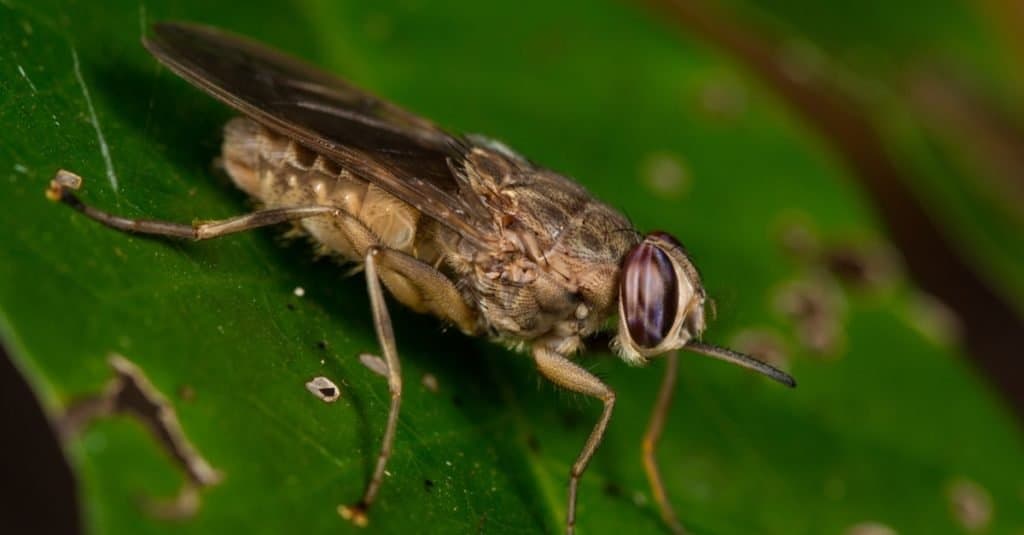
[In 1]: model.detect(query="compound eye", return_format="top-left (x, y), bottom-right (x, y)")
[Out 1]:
top-left (620, 242), bottom-right (678, 349)
top-left (648, 230), bottom-right (683, 249)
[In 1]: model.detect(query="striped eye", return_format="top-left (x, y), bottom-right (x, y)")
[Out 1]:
top-left (620, 241), bottom-right (678, 349)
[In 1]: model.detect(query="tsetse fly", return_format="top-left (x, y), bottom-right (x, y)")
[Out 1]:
top-left (47, 22), bottom-right (796, 534)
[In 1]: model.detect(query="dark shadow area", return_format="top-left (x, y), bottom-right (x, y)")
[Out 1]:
top-left (0, 343), bottom-right (81, 535)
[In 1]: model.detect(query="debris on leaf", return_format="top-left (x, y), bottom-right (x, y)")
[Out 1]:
top-left (305, 376), bottom-right (341, 403)
top-left (421, 372), bottom-right (439, 393)
top-left (948, 478), bottom-right (993, 533)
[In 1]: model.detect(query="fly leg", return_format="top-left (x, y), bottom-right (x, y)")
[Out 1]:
top-left (340, 248), bottom-right (477, 525)
top-left (642, 350), bottom-right (686, 534)
top-left (367, 248), bottom-right (477, 335)
top-left (47, 170), bottom-right (344, 239)
top-left (48, 169), bottom-right (396, 526)
top-left (48, 169), bottom-right (472, 526)
top-left (533, 346), bottom-right (616, 535)
top-left (47, 170), bottom-right (387, 516)
top-left (338, 247), bottom-right (402, 527)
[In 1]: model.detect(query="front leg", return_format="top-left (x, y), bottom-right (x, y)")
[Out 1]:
top-left (642, 350), bottom-right (686, 534)
top-left (533, 346), bottom-right (616, 535)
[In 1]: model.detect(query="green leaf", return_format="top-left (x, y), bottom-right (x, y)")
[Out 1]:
top-left (722, 0), bottom-right (1024, 312)
top-left (2, 1), bottom-right (1022, 534)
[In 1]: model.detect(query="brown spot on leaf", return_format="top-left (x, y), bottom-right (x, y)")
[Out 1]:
top-left (776, 218), bottom-right (902, 291)
top-left (822, 241), bottom-right (901, 290)
top-left (773, 277), bottom-right (846, 357)
top-left (641, 152), bottom-right (690, 199)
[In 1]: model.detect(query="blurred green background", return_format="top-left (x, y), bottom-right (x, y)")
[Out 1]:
top-left (1, 0), bottom-right (1023, 534)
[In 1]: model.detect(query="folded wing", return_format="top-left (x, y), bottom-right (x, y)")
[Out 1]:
top-left (144, 21), bottom-right (494, 246)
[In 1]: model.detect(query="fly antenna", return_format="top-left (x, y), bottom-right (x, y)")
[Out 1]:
top-left (685, 341), bottom-right (796, 388)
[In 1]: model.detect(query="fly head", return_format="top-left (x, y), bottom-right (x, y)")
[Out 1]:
top-left (613, 231), bottom-right (797, 388)
top-left (615, 231), bottom-right (706, 365)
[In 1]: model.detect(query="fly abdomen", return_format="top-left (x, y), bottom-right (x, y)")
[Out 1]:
top-left (222, 117), bottom-right (421, 258)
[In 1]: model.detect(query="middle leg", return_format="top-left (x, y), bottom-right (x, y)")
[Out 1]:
top-left (339, 247), bottom-right (402, 527)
